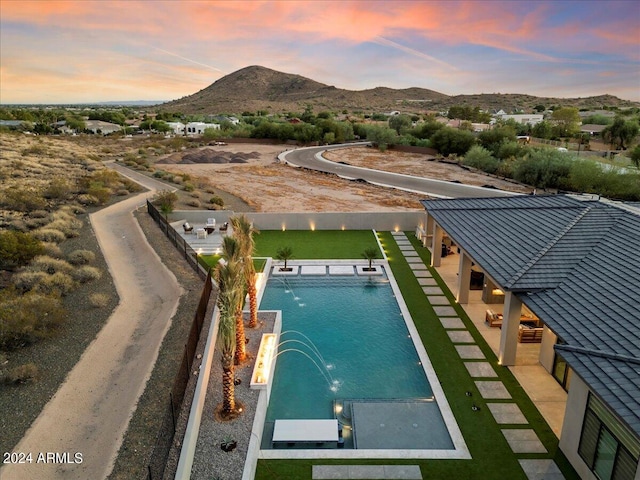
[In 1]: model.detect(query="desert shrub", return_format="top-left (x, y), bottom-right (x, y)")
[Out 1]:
top-left (462, 146), bottom-right (500, 174)
top-left (12, 271), bottom-right (49, 292)
top-left (66, 204), bottom-right (86, 215)
top-left (67, 249), bottom-right (95, 265)
top-left (0, 291), bottom-right (67, 349)
top-left (0, 230), bottom-right (45, 270)
top-left (72, 266), bottom-right (101, 283)
top-left (512, 149), bottom-right (573, 190)
top-left (31, 228), bottom-right (66, 243)
top-left (46, 219), bottom-right (81, 238)
top-left (181, 173), bottom-right (192, 181)
top-left (183, 182), bottom-right (195, 192)
top-left (153, 170), bottom-right (166, 178)
top-left (88, 293), bottom-right (110, 308)
top-left (86, 184), bottom-right (111, 204)
top-left (187, 199), bottom-right (201, 208)
top-left (21, 145), bottom-right (48, 156)
top-left (23, 216), bottom-right (50, 230)
top-left (30, 255), bottom-right (74, 274)
top-left (190, 191), bottom-right (200, 198)
top-left (2, 187), bottom-right (47, 212)
top-left (3, 363), bottom-right (39, 384)
top-left (30, 210), bottom-right (50, 219)
top-left (77, 194), bottom-right (100, 206)
top-left (204, 186), bottom-right (216, 194)
top-left (209, 195), bottom-right (224, 207)
top-left (116, 189), bottom-right (129, 196)
top-left (44, 178), bottom-right (72, 200)
top-left (37, 272), bottom-right (76, 296)
top-left (41, 242), bottom-right (63, 258)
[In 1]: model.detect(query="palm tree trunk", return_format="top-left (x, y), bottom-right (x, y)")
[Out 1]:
top-left (222, 362), bottom-right (235, 414)
top-left (247, 274), bottom-right (258, 328)
top-left (234, 304), bottom-right (246, 365)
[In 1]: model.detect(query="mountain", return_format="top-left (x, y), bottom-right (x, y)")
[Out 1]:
top-left (158, 65), bottom-right (637, 115)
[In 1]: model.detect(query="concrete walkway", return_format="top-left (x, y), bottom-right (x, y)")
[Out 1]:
top-left (1, 165), bottom-right (182, 480)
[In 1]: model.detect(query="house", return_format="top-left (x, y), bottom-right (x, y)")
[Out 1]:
top-left (419, 195), bottom-right (640, 480)
top-left (166, 122), bottom-right (185, 135)
top-left (208, 115), bottom-right (240, 126)
top-left (85, 120), bottom-right (122, 135)
top-left (580, 124), bottom-right (607, 136)
top-left (185, 122), bottom-right (220, 135)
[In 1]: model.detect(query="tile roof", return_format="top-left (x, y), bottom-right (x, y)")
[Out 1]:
top-left (421, 195), bottom-right (640, 437)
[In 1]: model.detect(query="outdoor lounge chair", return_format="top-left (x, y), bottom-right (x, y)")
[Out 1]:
top-left (206, 218), bottom-right (216, 228)
top-left (183, 222), bottom-right (193, 234)
top-left (219, 222), bottom-right (229, 232)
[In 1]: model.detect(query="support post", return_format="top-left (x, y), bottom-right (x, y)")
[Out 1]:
top-left (499, 292), bottom-right (521, 366)
top-left (431, 223), bottom-right (443, 267)
top-left (457, 251), bottom-right (472, 304)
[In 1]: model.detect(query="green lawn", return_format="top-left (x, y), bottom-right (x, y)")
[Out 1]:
top-left (225, 230), bottom-right (577, 479)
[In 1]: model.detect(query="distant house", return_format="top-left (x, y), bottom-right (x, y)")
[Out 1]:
top-left (85, 120), bottom-right (121, 135)
top-left (208, 115), bottom-right (240, 126)
top-left (579, 124), bottom-right (607, 135)
top-left (0, 120), bottom-right (25, 129)
top-left (166, 122), bottom-right (185, 135)
top-left (497, 114), bottom-right (544, 126)
top-left (185, 122), bottom-right (220, 135)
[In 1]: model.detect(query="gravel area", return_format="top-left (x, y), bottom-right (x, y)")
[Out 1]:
top-left (0, 209), bottom-right (118, 455)
top-left (190, 312), bottom-right (276, 480)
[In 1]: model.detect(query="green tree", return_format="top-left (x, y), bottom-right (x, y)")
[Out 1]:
top-left (275, 246), bottom-right (294, 270)
top-left (230, 214), bottom-right (260, 329)
top-left (366, 125), bottom-right (397, 151)
top-left (629, 145), bottom-right (640, 168)
top-left (532, 120), bottom-right (553, 139)
top-left (463, 146), bottom-right (500, 174)
top-left (388, 114), bottom-right (412, 134)
top-left (602, 117), bottom-right (639, 150)
top-left (478, 126), bottom-right (516, 156)
top-left (551, 107), bottom-right (580, 137)
top-left (430, 127), bottom-right (476, 156)
top-left (361, 247), bottom-right (379, 270)
top-left (220, 236), bottom-right (246, 365)
top-left (154, 190), bottom-right (178, 221)
top-left (215, 258), bottom-right (243, 418)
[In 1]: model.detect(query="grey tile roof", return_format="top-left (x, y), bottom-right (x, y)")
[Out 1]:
top-left (421, 195), bottom-right (640, 437)
top-left (555, 346), bottom-right (640, 438)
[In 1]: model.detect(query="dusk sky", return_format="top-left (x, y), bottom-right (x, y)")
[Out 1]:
top-left (1, 0), bottom-right (639, 104)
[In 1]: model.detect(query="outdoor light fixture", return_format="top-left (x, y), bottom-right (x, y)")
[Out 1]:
top-left (250, 333), bottom-right (277, 389)
top-left (492, 288), bottom-right (505, 296)
top-left (309, 221), bottom-right (316, 231)
top-left (281, 224), bottom-right (286, 231)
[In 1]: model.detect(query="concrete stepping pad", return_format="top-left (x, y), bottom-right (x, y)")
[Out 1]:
top-left (502, 429), bottom-right (547, 453)
top-left (413, 271), bottom-right (433, 278)
top-left (455, 345), bottom-right (485, 359)
top-left (418, 278), bottom-right (438, 286)
top-left (518, 459), bottom-right (565, 480)
top-left (487, 403), bottom-right (527, 424)
top-left (475, 381), bottom-right (512, 399)
top-left (433, 306), bottom-right (457, 316)
top-left (427, 295), bottom-right (449, 305)
top-left (422, 286), bottom-right (443, 295)
top-left (447, 331), bottom-right (475, 343)
top-left (464, 361), bottom-right (498, 378)
top-left (440, 317), bottom-right (465, 329)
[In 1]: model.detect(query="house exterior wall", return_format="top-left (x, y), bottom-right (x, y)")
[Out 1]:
top-left (539, 327), bottom-right (557, 373)
top-left (500, 114), bottom-right (544, 126)
top-left (560, 375), bottom-right (595, 479)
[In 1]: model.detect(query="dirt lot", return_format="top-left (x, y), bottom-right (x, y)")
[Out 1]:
top-left (153, 144), bottom-right (530, 213)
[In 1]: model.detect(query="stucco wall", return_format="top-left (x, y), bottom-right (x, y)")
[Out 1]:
top-left (559, 375), bottom-right (596, 480)
top-left (171, 210), bottom-right (424, 232)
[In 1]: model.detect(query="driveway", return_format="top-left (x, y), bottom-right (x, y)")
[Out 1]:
top-left (1, 166), bottom-right (182, 480)
top-left (281, 143), bottom-right (518, 198)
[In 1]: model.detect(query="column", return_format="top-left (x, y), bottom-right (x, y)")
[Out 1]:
top-left (431, 222), bottom-right (443, 267)
top-left (499, 292), bottom-right (521, 366)
top-left (423, 213), bottom-right (434, 248)
top-left (457, 251), bottom-right (472, 304)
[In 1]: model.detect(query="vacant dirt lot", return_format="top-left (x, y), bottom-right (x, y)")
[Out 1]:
top-left (152, 143), bottom-right (530, 213)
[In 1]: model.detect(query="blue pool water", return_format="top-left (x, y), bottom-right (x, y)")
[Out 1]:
top-left (260, 272), bottom-right (433, 422)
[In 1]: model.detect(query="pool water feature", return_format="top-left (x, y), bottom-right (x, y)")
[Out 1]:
top-left (259, 269), bottom-right (455, 451)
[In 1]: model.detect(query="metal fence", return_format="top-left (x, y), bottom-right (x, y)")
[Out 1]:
top-left (145, 201), bottom-right (215, 480)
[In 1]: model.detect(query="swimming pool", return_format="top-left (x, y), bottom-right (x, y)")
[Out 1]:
top-left (258, 266), bottom-right (455, 451)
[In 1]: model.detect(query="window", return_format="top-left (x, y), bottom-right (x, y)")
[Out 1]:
top-left (578, 394), bottom-right (639, 480)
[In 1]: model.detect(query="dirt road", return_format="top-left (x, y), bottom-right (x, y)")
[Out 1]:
top-left (1, 168), bottom-right (182, 479)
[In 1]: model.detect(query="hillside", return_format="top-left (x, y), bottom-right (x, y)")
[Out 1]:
top-left (159, 65), bottom-right (638, 115)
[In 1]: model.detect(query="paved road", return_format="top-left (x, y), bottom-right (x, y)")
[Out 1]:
top-left (1, 165), bottom-right (182, 480)
top-left (280, 143), bottom-right (518, 198)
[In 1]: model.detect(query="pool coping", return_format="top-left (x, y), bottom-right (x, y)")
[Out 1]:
top-left (242, 258), bottom-right (469, 475)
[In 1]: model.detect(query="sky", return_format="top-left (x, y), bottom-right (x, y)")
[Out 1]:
top-left (1, 0), bottom-right (639, 105)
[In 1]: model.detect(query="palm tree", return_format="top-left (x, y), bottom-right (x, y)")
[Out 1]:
top-left (220, 236), bottom-right (247, 365)
top-left (275, 246), bottom-right (294, 270)
top-left (215, 259), bottom-right (242, 416)
top-left (361, 246), bottom-right (379, 270)
top-left (230, 214), bottom-right (260, 328)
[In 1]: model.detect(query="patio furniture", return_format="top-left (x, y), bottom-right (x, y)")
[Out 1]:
top-left (485, 309), bottom-right (502, 327)
top-left (518, 324), bottom-right (543, 343)
top-left (183, 222), bottom-right (193, 234)
top-left (196, 228), bottom-right (207, 239)
top-left (205, 226), bottom-right (215, 234)
top-left (206, 218), bottom-right (216, 228)
top-left (219, 222), bottom-right (229, 232)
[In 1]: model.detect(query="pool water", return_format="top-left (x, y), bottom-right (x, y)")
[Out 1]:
top-left (260, 273), bottom-right (433, 422)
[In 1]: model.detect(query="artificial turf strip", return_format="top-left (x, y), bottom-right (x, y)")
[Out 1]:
top-left (248, 230), bottom-right (579, 479)
top-left (254, 230), bottom-right (379, 259)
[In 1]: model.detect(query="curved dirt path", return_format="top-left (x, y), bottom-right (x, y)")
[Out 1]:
top-left (1, 166), bottom-right (182, 480)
